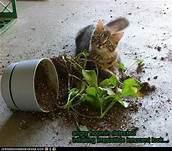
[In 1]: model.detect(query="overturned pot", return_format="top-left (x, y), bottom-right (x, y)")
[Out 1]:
top-left (1, 58), bottom-right (59, 112)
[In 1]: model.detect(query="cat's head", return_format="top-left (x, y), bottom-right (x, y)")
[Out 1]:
top-left (91, 17), bottom-right (129, 53)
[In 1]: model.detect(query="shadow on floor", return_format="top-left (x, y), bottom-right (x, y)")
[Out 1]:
top-left (0, 111), bottom-right (43, 146)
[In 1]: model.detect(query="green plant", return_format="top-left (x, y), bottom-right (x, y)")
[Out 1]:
top-left (122, 78), bottom-right (142, 97)
top-left (118, 63), bottom-right (126, 72)
top-left (63, 52), bottom-right (143, 118)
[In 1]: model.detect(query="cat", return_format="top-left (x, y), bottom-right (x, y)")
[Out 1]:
top-left (75, 17), bottom-right (129, 77)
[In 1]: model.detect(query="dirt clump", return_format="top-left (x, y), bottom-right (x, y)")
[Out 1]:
top-left (140, 82), bottom-right (156, 95)
top-left (155, 46), bottom-right (162, 51)
top-left (136, 62), bottom-right (145, 74)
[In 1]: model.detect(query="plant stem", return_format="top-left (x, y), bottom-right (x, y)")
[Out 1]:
top-left (72, 96), bottom-right (86, 107)
top-left (65, 84), bottom-right (86, 110)
top-left (67, 57), bottom-right (83, 71)
top-left (100, 100), bottom-right (117, 118)
top-left (69, 74), bottom-right (83, 83)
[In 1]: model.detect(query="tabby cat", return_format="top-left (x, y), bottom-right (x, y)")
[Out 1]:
top-left (75, 17), bottom-right (129, 76)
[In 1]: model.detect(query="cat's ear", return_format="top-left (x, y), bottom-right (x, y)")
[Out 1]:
top-left (110, 32), bottom-right (124, 45)
top-left (96, 20), bottom-right (105, 32)
top-left (106, 17), bottom-right (129, 34)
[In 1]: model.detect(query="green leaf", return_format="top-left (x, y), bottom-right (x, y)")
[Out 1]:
top-left (118, 63), bottom-right (126, 71)
top-left (97, 87), bottom-right (107, 98)
top-left (84, 95), bottom-right (96, 102)
top-left (84, 94), bottom-right (101, 109)
top-left (82, 70), bottom-right (98, 87)
top-left (99, 75), bottom-right (118, 88)
top-left (122, 78), bottom-right (141, 97)
top-left (86, 87), bottom-right (97, 97)
top-left (84, 87), bottom-right (107, 110)
top-left (115, 95), bottom-right (128, 108)
top-left (65, 88), bottom-right (80, 110)
top-left (117, 99), bottom-right (129, 108)
top-left (102, 88), bottom-right (115, 96)
top-left (104, 94), bottom-right (128, 108)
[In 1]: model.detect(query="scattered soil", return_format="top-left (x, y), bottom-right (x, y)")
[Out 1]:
top-left (51, 56), bottom-right (69, 79)
top-left (18, 120), bottom-right (29, 130)
top-left (140, 82), bottom-right (156, 95)
top-left (167, 50), bottom-right (172, 62)
top-left (154, 46), bottom-right (162, 51)
top-left (74, 103), bottom-right (138, 130)
top-left (153, 76), bottom-right (158, 79)
top-left (33, 55), bottom-right (155, 131)
top-left (147, 45), bottom-right (153, 49)
top-left (136, 62), bottom-right (145, 73)
top-left (34, 56), bottom-right (141, 130)
top-left (34, 63), bottom-right (57, 111)
top-left (160, 57), bottom-right (165, 61)
top-left (62, 45), bottom-right (69, 49)
top-left (35, 100), bottom-right (139, 130)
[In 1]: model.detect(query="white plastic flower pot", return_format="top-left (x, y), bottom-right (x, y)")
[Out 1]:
top-left (1, 58), bottom-right (59, 112)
